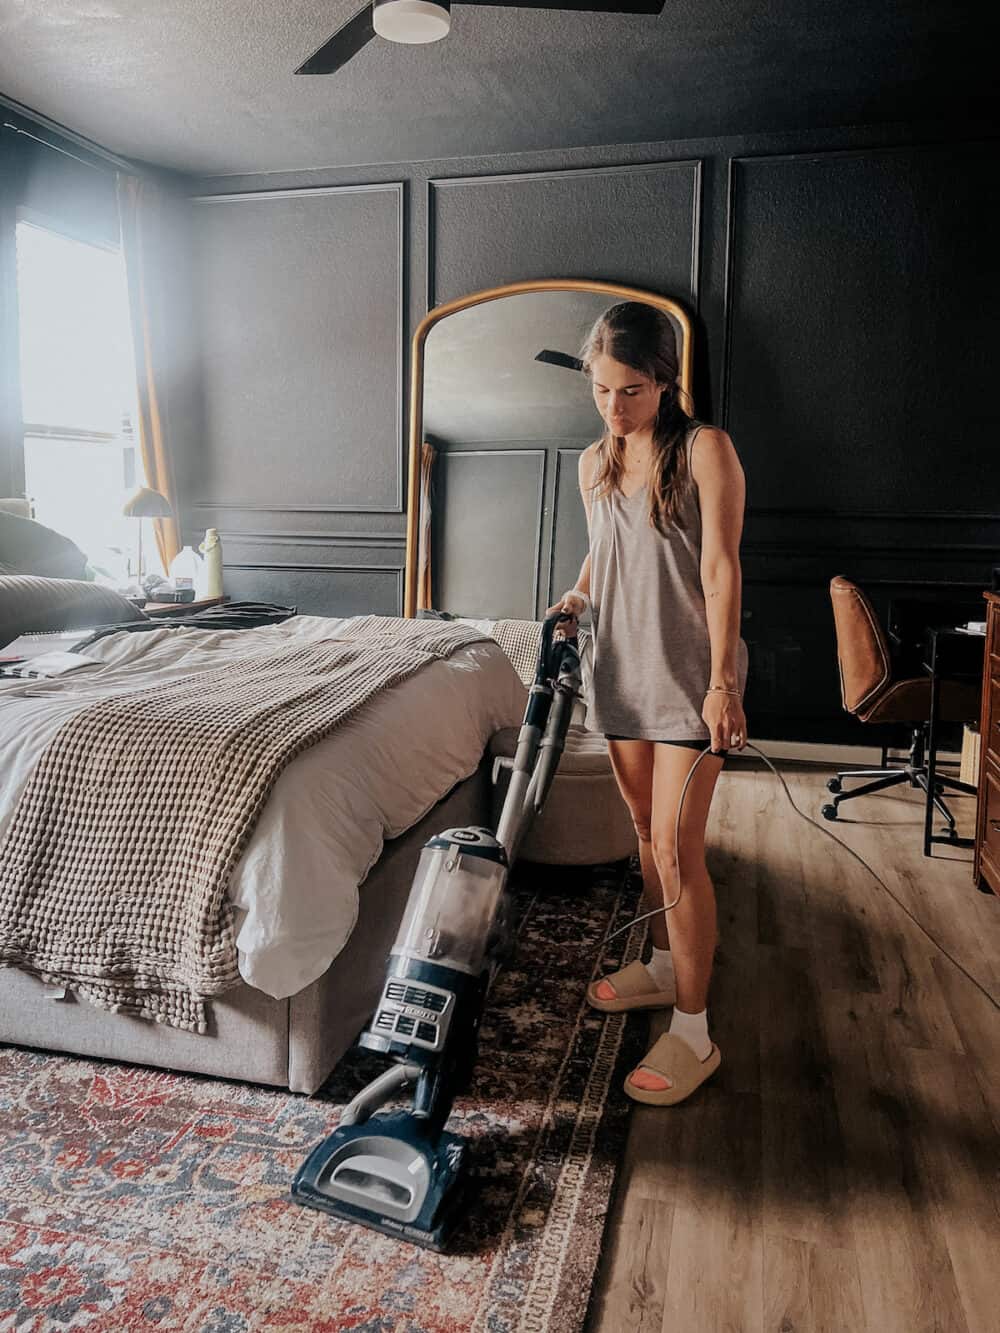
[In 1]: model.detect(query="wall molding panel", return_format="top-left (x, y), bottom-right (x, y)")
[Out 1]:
top-left (223, 560), bottom-right (404, 617)
top-left (427, 158), bottom-right (702, 312)
top-left (190, 180), bottom-right (406, 516)
top-left (214, 530), bottom-right (406, 549)
top-left (434, 447), bottom-right (547, 619)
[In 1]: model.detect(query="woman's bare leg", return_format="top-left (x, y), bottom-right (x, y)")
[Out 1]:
top-left (630, 744), bottom-right (724, 1090)
top-left (594, 740), bottom-right (663, 1007)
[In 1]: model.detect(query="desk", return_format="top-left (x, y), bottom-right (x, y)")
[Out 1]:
top-left (888, 594), bottom-right (983, 672)
top-left (922, 625), bottom-right (985, 856)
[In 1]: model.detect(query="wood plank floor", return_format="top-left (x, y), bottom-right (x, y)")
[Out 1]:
top-left (587, 759), bottom-right (1000, 1333)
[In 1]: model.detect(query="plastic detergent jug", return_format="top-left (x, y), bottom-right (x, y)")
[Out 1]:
top-left (199, 528), bottom-right (224, 598)
top-left (169, 545), bottom-right (202, 591)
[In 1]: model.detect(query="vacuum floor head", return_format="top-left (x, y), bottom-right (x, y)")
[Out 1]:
top-left (290, 1110), bottom-right (469, 1251)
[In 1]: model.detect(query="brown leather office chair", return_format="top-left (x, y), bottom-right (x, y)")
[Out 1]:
top-left (824, 576), bottom-right (981, 834)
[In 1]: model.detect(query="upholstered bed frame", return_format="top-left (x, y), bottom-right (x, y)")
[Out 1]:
top-left (0, 761), bottom-right (489, 1096)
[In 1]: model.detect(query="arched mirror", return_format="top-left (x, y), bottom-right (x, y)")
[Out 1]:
top-left (403, 280), bottom-right (693, 620)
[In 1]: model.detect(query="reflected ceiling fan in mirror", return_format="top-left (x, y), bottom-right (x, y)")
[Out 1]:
top-left (535, 349), bottom-right (584, 372)
top-left (295, 0), bottom-right (665, 76)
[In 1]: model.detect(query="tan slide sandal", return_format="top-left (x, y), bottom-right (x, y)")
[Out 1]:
top-left (624, 1032), bottom-right (721, 1106)
top-left (586, 959), bottom-right (677, 1013)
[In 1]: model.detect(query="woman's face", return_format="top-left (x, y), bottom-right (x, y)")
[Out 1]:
top-left (589, 353), bottom-right (663, 437)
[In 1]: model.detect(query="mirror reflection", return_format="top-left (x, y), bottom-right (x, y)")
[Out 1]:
top-left (420, 288), bottom-right (688, 620)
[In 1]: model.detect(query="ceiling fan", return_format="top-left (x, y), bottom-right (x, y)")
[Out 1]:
top-left (535, 349), bottom-right (584, 372)
top-left (295, 0), bottom-right (665, 76)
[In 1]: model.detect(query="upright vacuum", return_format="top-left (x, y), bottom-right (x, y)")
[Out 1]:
top-left (291, 611), bottom-right (582, 1248)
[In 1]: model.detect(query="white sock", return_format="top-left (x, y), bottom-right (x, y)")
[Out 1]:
top-left (645, 945), bottom-right (675, 992)
top-left (668, 1006), bottom-right (712, 1061)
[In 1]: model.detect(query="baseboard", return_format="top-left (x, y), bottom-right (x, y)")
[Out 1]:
top-left (742, 738), bottom-right (962, 767)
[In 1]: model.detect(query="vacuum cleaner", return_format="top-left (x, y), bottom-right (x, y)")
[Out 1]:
top-left (291, 610), bottom-right (582, 1249)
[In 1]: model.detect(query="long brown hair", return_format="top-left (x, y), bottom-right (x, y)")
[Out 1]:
top-left (579, 301), bottom-right (697, 535)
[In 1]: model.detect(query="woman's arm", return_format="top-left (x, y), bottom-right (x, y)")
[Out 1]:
top-left (571, 551), bottom-right (592, 599)
top-left (691, 427), bottom-right (748, 748)
top-left (691, 427), bottom-right (745, 684)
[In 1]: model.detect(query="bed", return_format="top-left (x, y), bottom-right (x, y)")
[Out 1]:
top-left (0, 612), bottom-right (526, 1093)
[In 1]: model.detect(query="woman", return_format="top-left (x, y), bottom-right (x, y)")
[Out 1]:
top-left (548, 301), bottom-right (748, 1107)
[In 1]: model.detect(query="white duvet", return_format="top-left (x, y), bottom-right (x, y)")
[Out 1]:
top-left (0, 616), bottom-right (527, 1000)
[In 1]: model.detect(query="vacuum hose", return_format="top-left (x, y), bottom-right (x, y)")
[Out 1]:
top-left (338, 1061), bottom-right (422, 1126)
top-left (496, 613), bottom-right (581, 865)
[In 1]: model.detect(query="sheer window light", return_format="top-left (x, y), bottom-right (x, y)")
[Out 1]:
top-left (15, 219), bottom-right (146, 581)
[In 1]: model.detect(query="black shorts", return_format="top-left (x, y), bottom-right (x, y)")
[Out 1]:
top-left (604, 734), bottom-right (728, 758)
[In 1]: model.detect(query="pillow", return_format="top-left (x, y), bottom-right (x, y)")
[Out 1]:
top-left (0, 510), bottom-right (89, 580)
top-left (0, 576), bottom-right (147, 649)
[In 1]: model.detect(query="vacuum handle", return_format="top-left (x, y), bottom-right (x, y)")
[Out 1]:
top-left (527, 685), bottom-right (575, 813)
top-left (533, 609), bottom-right (576, 687)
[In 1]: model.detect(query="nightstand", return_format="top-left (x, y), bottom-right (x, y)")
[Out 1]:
top-left (143, 595), bottom-right (229, 618)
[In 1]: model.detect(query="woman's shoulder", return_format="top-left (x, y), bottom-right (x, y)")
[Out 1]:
top-left (687, 422), bottom-right (742, 484)
top-left (578, 439), bottom-right (602, 481)
top-left (687, 422), bottom-right (736, 460)
top-left (686, 419), bottom-right (729, 442)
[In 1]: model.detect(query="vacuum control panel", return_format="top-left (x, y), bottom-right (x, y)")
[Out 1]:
top-left (371, 977), bottom-right (455, 1053)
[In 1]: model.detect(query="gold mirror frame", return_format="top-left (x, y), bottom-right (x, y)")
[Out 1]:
top-left (403, 278), bottom-right (694, 618)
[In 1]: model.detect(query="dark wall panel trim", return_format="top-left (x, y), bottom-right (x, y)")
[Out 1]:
top-left (225, 560), bottom-right (404, 573)
top-left (192, 501), bottom-right (404, 516)
top-left (720, 138), bottom-right (999, 427)
top-left (224, 562), bottom-right (404, 613)
top-left (443, 447), bottom-right (547, 617)
top-left (426, 158), bottom-right (702, 313)
top-left (191, 180), bottom-right (406, 514)
top-left (215, 531), bottom-right (405, 548)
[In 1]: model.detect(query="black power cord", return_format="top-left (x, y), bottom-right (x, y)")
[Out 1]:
top-left (605, 742), bottom-right (1000, 1015)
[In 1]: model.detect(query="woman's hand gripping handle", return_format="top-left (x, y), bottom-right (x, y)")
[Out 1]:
top-left (545, 589), bottom-right (590, 639)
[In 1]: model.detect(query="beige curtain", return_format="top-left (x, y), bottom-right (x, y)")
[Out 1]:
top-left (117, 173), bottom-right (182, 571)
top-left (417, 442), bottom-right (436, 611)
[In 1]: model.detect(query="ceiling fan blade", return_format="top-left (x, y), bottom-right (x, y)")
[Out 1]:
top-left (460, 0), bottom-right (664, 13)
top-left (535, 349), bottom-right (584, 372)
top-left (295, 5), bottom-right (376, 75)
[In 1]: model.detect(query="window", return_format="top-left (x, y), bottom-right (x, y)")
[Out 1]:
top-left (15, 219), bottom-right (145, 582)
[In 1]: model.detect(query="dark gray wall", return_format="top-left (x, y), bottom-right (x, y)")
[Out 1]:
top-left (180, 120), bottom-right (999, 742)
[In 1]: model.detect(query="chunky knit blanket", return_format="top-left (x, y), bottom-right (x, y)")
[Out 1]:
top-left (0, 616), bottom-right (492, 1032)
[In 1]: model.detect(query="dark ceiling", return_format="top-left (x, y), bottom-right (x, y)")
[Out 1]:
top-left (0, 1), bottom-right (989, 177)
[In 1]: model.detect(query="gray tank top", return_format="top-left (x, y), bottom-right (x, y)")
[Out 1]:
top-left (586, 423), bottom-right (748, 741)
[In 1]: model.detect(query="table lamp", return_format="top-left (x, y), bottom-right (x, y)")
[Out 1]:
top-left (122, 485), bottom-right (173, 583)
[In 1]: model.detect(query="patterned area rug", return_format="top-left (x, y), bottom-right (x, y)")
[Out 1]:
top-left (0, 859), bottom-right (646, 1333)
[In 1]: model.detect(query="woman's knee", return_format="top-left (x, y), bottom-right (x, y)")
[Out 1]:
top-left (650, 829), bottom-right (707, 880)
top-left (650, 830), bottom-right (678, 876)
top-left (631, 813), bottom-right (652, 843)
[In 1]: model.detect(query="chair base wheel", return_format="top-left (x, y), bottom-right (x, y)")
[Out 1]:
top-left (821, 804), bottom-right (839, 821)
top-left (826, 778), bottom-right (842, 794)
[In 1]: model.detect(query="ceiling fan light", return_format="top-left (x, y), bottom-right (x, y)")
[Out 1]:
top-left (373, 0), bottom-right (451, 44)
